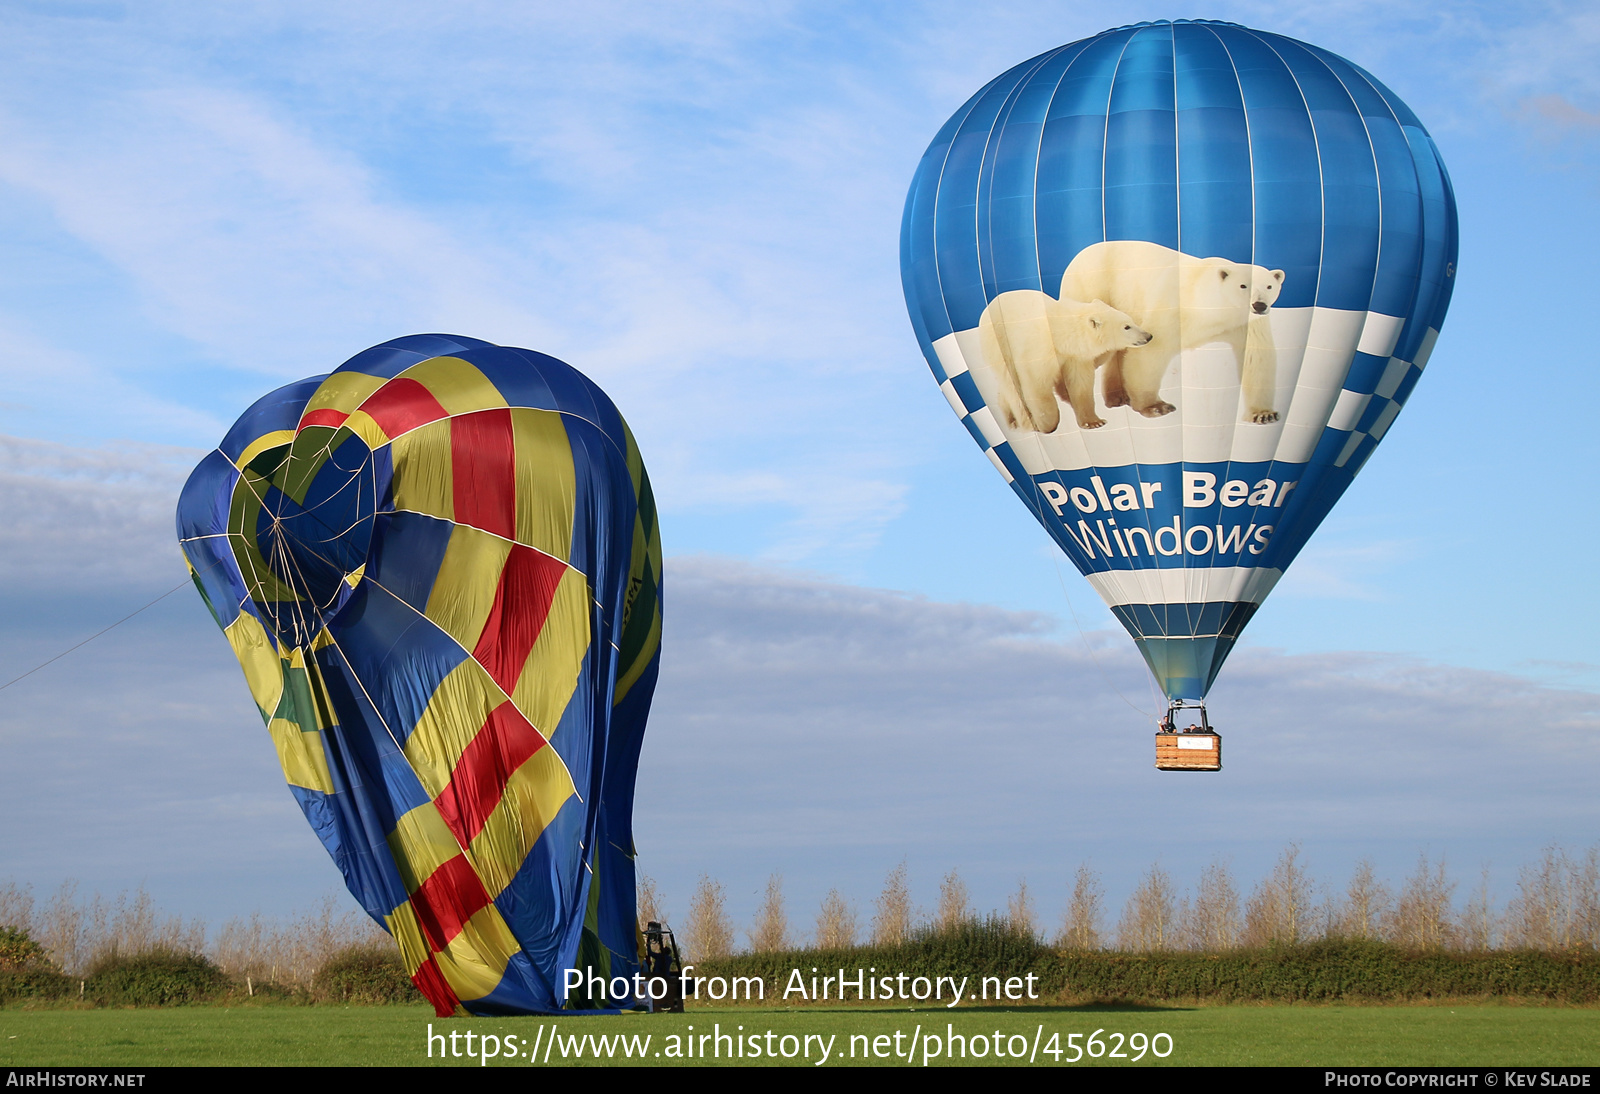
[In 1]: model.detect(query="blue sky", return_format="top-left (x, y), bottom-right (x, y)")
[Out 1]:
top-left (0, 1), bottom-right (1596, 937)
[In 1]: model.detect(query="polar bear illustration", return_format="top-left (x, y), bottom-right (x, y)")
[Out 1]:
top-left (1059, 240), bottom-right (1285, 424)
top-left (978, 290), bottom-right (1152, 433)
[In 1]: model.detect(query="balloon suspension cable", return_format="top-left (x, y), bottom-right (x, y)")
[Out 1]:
top-left (1051, 557), bottom-right (1152, 718)
top-left (1157, 698), bottom-right (1211, 734)
top-left (0, 573), bottom-right (197, 694)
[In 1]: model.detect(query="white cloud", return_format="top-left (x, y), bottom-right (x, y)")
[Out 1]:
top-left (0, 88), bottom-right (549, 377)
top-left (0, 433), bottom-right (197, 589)
top-left (0, 3), bottom-right (937, 562)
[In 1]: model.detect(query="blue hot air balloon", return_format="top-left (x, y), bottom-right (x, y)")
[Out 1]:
top-left (900, 21), bottom-right (1456, 759)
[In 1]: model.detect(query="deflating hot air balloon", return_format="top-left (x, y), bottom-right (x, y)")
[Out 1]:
top-left (176, 334), bottom-right (662, 1012)
top-left (900, 21), bottom-right (1456, 768)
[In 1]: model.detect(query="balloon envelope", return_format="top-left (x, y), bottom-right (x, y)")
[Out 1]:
top-left (901, 20), bottom-right (1456, 700)
top-left (177, 334), bottom-right (662, 1015)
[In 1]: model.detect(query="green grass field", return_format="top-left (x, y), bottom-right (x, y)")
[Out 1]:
top-left (3, 1002), bottom-right (1598, 1067)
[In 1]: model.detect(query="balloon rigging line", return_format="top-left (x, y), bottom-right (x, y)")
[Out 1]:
top-left (0, 573), bottom-right (195, 694)
top-left (261, 498), bottom-right (586, 800)
top-left (1051, 557), bottom-right (1154, 720)
top-left (356, 564), bottom-right (584, 802)
top-left (272, 525), bottom-right (407, 755)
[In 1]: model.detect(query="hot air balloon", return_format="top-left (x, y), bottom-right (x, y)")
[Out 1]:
top-left (900, 21), bottom-right (1456, 768)
top-left (176, 334), bottom-right (663, 1013)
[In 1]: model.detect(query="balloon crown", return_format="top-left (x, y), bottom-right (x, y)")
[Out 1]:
top-left (1110, 19), bottom-right (1248, 30)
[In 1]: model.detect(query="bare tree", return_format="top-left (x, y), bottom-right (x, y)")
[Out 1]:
top-left (1185, 859), bottom-right (1241, 951)
top-left (1388, 854), bottom-right (1456, 951)
top-left (1333, 860), bottom-right (1392, 940)
top-left (36, 881), bottom-right (89, 975)
top-left (1575, 847), bottom-right (1600, 950)
top-left (211, 895), bottom-right (387, 988)
top-left (1117, 863), bottom-right (1177, 951)
top-left (871, 862), bottom-right (913, 946)
top-left (935, 870), bottom-right (969, 933)
top-left (749, 874), bottom-right (789, 953)
top-left (1058, 864), bottom-right (1104, 950)
top-left (1459, 865), bottom-right (1495, 951)
top-left (637, 873), bottom-right (665, 931)
top-left (1243, 845), bottom-right (1315, 947)
top-left (1474, 845), bottom-right (1600, 952)
top-left (682, 875), bottom-right (734, 960)
top-left (1505, 846), bottom-right (1579, 950)
top-left (0, 881), bottom-right (34, 934)
top-left (1007, 877), bottom-right (1037, 940)
top-left (815, 890), bottom-right (857, 950)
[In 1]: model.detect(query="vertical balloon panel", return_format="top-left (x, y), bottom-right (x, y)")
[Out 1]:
top-left (177, 335), bottom-right (662, 1016)
top-left (901, 20), bottom-right (1456, 701)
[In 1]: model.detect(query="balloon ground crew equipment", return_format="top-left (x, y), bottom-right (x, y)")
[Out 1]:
top-left (641, 921), bottom-right (685, 1013)
top-left (1155, 700), bottom-right (1221, 772)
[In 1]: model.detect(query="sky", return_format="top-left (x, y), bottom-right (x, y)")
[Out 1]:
top-left (0, 0), bottom-right (1597, 942)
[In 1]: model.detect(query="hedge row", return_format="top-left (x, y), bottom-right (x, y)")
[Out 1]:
top-left (692, 928), bottom-right (1600, 1004)
top-left (0, 943), bottom-right (421, 1007)
top-left (1035, 944), bottom-right (1600, 1003)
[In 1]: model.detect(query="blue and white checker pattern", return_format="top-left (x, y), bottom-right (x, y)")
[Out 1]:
top-left (931, 335), bottom-right (1020, 485)
top-left (1326, 324), bottom-right (1440, 474)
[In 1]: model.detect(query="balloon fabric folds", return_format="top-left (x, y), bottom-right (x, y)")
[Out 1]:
top-left (176, 335), bottom-right (662, 1016)
top-left (900, 21), bottom-right (1457, 705)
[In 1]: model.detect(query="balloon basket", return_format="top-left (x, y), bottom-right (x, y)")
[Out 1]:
top-left (1155, 700), bottom-right (1221, 772)
top-left (641, 921), bottom-right (686, 1013)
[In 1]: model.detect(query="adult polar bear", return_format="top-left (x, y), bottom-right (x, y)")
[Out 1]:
top-left (979, 292), bottom-right (1151, 433)
top-left (1059, 240), bottom-right (1286, 424)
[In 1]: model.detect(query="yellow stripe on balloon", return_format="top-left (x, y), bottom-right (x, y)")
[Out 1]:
top-left (436, 903), bottom-right (521, 1003)
top-left (508, 566), bottom-right (589, 735)
top-left (223, 611), bottom-right (284, 719)
top-left (385, 899), bottom-right (432, 978)
top-left (266, 650), bottom-right (335, 792)
top-left (233, 429), bottom-right (296, 472)
top-left (385, 801), bottom-right (466, 896)
top-left (266, 714), bottom-right (334, 793)
top-left (510, 408), bottom-right (576, 562)
top-left (398, 356), bottom-right (509, 417)
top-left (402, 658), bottom-right (501, 800)
top-left (424, 524), bottom-right (512, 653)
top-left (467, 745), bottom-right (576, 898)
top-left (299, 370), bottom-right (388, 420)
top-left (339, 409), bottom-right (393, 451)
top-left (389, 418), bottom-right (455, 523)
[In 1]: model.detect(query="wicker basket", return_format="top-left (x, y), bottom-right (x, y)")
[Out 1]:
top-left (1155, 731), bottom-right (1221, 771)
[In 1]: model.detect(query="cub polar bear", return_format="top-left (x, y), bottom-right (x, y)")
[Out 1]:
top-left (1058, 240), bottom-right (1285, 424)
top-left (978, 291), bottom-right (1152, 433)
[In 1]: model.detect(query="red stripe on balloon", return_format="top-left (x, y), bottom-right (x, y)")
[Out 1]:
top-left (471, 543), bottom-right (567, 695)
top-left (360, 377), bottom-right (449, 439)
top-left (297, 409), bottom-right (349, 430)
top-left (411, 954), bottom-right (460, 1018)
top-left (451, 408), bottom-right (517, 538)
top-left (408, 855), bottom-right (492, 952)
top-left (434, 701), bottom-right (549, 847)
